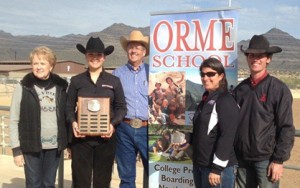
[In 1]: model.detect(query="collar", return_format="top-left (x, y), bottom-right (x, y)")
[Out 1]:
top-left (202, 91), bottom-right (209, 102)
top-left (202, 89), bottom-right (224, 102)
top-left (21, 72), bottom-right (68, 89)
top-left (250, 71), bottom-right (268, 87)
top-left (86, 69), bottom-right (110, 81)
top-left (126, 62), bottom-right (145, 72)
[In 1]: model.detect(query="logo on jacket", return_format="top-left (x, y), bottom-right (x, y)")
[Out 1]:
top-left (208, 100), bottom-right (216, 105)
top-left (260, 93), bottom-right (267, 102)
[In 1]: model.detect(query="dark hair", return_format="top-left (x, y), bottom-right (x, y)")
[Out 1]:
top-left (161, 130), bottom-right (171, 150)
top-left (199, 57), bottom-right (228, 91)
top-left (163, 130), bottom-right (171, 137)
top-left (165, 77), bottom-right (173, 83)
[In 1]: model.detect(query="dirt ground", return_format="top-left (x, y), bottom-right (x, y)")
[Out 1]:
top-left (0, 85), bottom-right (300, 187)
top-left (281, 96), bottom-right (300, 188)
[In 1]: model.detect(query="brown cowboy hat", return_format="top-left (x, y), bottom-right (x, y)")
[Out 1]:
top-left (240, 35), bottom-right (282, 54)
top-left (155, 82), bottom-right (161, 87)
top-left (120, 30), bottom-right (149, 56)
top-left (76, 37), bottom-right (114, 55)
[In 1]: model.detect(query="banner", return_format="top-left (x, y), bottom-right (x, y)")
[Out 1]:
top-left (148, 9), bottom-right (238, 188)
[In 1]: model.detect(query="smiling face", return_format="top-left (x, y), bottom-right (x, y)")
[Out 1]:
top-left (201, 67), bottom-right (224, 93)
top-left (31, 55), bottom-right (53, 80)
top-left (86, 52), bottom-right (105, 71)
top-left (29, 46), bottom-right (56, 80)
top-left (126, 42), bottom-right (146, 68)
top-left (247, 53), bottom-right (271, 77)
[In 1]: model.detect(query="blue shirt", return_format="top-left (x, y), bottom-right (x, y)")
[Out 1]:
top-left (113, 62), bottom-right (149, 120)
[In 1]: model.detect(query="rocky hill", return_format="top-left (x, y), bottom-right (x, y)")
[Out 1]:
top-left (0, 24), bottom-right (299, 72)
top-left (0, 23), bottom-right (150, 67)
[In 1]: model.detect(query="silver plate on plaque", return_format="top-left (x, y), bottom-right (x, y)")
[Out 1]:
top-left (87, 99), bottom-right (101, 112)
top-left (77, 97), bottom-right (110, 136)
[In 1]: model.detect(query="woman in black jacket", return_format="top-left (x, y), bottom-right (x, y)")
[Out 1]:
top-left (66, 37), bottom-right (127, 188)
top-left (192, 58), bottom-right (239, 188)
top-left (9, 46), bottom-right (68, 187)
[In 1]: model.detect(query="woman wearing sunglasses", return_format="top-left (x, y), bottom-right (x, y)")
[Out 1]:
top-left (192, 57), bottom-right (239, 188)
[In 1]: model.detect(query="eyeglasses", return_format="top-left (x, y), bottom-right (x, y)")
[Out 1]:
top-left (200, 71), bottom-right (218, 77)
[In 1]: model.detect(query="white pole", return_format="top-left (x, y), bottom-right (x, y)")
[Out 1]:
top-left (229, 0), bottom-right (232, 7)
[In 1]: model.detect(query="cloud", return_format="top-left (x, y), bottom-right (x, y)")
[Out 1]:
top-left (275, 5), bottom-right (300, 20)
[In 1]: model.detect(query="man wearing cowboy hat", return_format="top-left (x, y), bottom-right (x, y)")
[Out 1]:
top-left (112, 30), bottom-right (149, 188)
top-left (66, 37), bottom-right (127, 187)
top-left (233, 35), bottom-right (295, 188)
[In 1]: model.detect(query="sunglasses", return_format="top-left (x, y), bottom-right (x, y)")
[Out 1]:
top-left (200, 71), bottom-right (218, 77)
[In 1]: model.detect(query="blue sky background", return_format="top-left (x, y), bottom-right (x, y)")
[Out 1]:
top-left (0, 0), bottom-right (299, 40)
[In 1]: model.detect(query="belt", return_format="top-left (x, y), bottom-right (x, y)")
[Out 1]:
top-left (123, 118), bottom-right (148, 128)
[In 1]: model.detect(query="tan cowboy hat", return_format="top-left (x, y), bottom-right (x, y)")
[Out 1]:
top-left (120, 30), bottom-right (149, 56)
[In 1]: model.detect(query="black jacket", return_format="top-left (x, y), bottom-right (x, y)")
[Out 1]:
top-left (66, 70), bottom-right (127, 142)
top-left (13, 73), bottom-right (69, 155)
top-left (192, 89), bottom-right (239, 174)
top-left (233, 74), bottom-right (295, 163)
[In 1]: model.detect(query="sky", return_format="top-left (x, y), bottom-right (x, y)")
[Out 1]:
top-left (0, 0), bottom-right (299, 41)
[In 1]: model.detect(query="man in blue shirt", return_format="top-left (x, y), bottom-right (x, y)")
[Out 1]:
top-left (113, 30), bottom-right (149, 188)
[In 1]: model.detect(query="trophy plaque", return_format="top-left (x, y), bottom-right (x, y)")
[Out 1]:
top-left (77, 97), bottom-right (110, 136)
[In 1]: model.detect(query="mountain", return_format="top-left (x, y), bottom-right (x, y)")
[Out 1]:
top-left (185, 79), bottom-right (203, 111)
top-left (0, 23), bottom-right (150, 67)
top-left (237, 28), bottom-right (300, 72)
top-left (0, 24), bottom-right (299, 71)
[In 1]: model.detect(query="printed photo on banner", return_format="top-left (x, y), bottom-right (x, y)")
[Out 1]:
top-left (149, 71), bottom-right (186, 126)
top-left (149, 130), bottom-right (192, 163)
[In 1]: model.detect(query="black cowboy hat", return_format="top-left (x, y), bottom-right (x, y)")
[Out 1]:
top-left (240, 35), bottom-right (282, 54)
top-left (76, 37), bottom-right (114, 55)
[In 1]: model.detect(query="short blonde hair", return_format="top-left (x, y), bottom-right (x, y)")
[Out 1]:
top-left (29, 46), bottom-right (57, 67)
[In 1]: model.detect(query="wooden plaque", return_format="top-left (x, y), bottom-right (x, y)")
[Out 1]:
top-left (77, 97), bottom-right (110, 136)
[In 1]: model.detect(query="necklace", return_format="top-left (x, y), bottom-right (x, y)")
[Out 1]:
top-left (35, 80), bottom-right (52, 91)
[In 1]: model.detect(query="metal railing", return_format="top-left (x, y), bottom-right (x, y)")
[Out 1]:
top-left (0, 106), bottom-right (10, 155)
top-left (284, 130), bottom-right (300, 170)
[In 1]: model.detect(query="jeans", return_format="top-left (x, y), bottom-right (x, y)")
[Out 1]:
top-left (236, 159), bottom-right (279, 188)
top-left (23, 149), bottom-right (60, 188)
top-left (193, 165), bottom-right (236, 188)
top-left (116, 122), bottom-right (148, 188)
top-left (71, 135), bottom-right (116, 188)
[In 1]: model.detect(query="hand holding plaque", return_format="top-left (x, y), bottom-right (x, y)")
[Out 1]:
top-left (77, 97), bottom-right (110, 136)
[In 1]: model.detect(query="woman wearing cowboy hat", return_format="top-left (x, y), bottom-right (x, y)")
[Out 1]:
top-left (112, 30), bottom-right (149, 188)
top-left (66, 37), bottom-right (127, 188)
top-left (233, 35), bottom-right (295, 188)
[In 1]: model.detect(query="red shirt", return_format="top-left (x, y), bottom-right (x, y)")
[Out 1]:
top-left (250, 71), bottom-right (268, 87)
